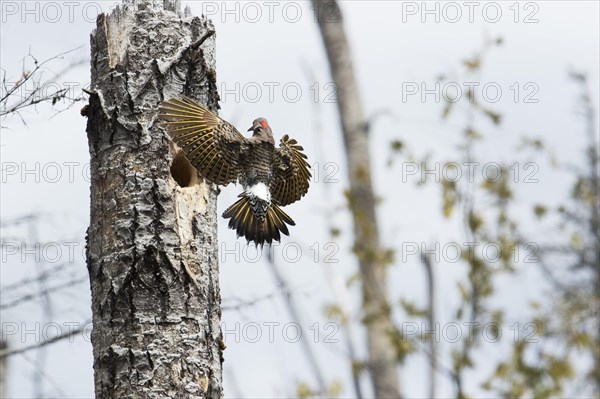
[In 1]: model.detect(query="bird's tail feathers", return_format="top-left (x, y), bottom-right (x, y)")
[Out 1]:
top-left (222, 194), bottom-right (295, 247)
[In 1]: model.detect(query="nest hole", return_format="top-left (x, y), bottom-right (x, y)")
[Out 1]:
top-left (171, 152), bottom-right (198, 188)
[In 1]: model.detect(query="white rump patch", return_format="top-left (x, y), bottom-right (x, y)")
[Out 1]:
top-left (248, 182), bottom-right (271, 202)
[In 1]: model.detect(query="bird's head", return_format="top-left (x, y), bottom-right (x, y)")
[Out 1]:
top-left (248, 118), bottom-right (272, 136)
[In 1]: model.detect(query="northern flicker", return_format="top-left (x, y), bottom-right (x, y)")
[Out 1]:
top-left (158, 97), bottom-right (311, 247)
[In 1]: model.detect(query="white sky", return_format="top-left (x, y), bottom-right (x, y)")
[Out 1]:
top-left (1, 1), bottom-right (599, 398)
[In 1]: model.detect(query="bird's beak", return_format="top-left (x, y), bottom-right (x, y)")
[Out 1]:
top-left (247, 126), bottom-right (254, 132)
top-left (248, 122), bottom-right (258, 132)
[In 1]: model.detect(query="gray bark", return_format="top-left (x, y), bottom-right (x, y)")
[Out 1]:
top-left (312, 1), bottom-right (401, 398)
top-left (85, 1), bottom-right (222, 398)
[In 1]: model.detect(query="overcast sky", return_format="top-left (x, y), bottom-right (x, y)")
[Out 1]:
top-left (1, 1), bottom-right (599, 398)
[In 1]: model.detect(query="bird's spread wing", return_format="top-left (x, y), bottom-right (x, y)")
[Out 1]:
top-left (159, 97), bottom-right (248, 185)
top-left (270, 135), bottom-right (311, 206)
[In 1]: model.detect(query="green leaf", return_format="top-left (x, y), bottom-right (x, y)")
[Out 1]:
top-left (533, 205), bottom-right (547, 219)
top-left (400, 299), bottom-right (428, 318)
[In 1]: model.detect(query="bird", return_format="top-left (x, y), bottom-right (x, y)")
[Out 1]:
top-left (158, 97), bottom-right (311, 247)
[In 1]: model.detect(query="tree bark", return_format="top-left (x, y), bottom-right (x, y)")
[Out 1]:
top-left (85, 1), bottom-right (222, 397)
top-left (312, 1), bottom-right (401, 398)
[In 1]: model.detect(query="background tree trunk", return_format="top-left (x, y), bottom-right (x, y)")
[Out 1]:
top-left (422, 253), bottom-right (437, 399)
top-left (0, 340), bottom-right (6, 398)
top-left (85, 1), bottom-right (222, 397)
top-left (312, 1), bottom-right (401, 397)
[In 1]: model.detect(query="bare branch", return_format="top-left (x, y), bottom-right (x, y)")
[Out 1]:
top-left (0, 276), bottom-right (87, 310)
top-left (0, 322), bottom-right (90, 359)
top-left (266, 252), bottom-right (328, 395)
top-left (221, 288), bottom-right (292, 312)
top-left (0, 46), bottom-right (86, 119)
top-left (421, 251), bottom-right (437, 399)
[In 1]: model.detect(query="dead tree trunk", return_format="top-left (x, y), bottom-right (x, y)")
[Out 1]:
top-left (85, 1), bottom-right (222, 397)
top-left (312, 1), bottom-right (401, 398)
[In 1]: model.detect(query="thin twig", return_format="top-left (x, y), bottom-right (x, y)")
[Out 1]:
top-left (266, 252), bottom-right (328, 395)
top-left (421, 251), bottom-right (437, 399)
top-left (222, 288), bottom-right (292, 311)
top-left (0, 322), bottom-right (90, 359)
top-left (0, 276), bottom-right (87, 310)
